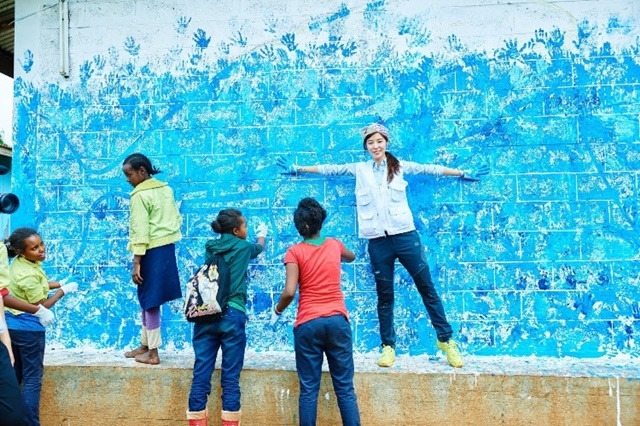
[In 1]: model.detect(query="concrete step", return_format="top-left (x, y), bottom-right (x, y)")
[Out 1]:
top-left (40, 348), bottom-right (640, 425)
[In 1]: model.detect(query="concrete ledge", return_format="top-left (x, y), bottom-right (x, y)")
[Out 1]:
top-left (40, 348), bottom-right (640, 425)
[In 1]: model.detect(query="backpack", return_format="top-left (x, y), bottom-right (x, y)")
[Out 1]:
top-left (184, 253), bottom-right (231, 323)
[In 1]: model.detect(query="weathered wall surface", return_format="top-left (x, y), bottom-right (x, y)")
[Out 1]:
top-left (11, 0), bottom-right (640, 357)
top-left (39, 363), bottom-right (640, 425)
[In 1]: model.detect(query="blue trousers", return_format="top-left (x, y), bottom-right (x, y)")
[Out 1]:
top-left (294, 314), bottom-right (361, 426)
top-left (10, 329), bottom-right (45, 426)
top-left (367, 230), bottom-right (453, 346)
top-left (188, 307), bottom-right (247, 412)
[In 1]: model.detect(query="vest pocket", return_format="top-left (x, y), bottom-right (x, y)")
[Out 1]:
top-left (356, 189), bottom-right (374, 218)
top-left (388, 180), bottom-right (412, 226)
top-left (389, 179), bottom-right (408, 203)
top-left (356, 188), bottom-right (376, 236)
top-left (389, 205), bottom-right (411, 216)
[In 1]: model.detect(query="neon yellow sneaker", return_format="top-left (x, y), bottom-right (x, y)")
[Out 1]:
top-left (436, 339), bottom-right (464, 368)
top-left (378, 345), bottom-right (395, 367)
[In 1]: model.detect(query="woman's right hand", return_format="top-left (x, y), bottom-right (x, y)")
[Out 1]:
top-left (132, 263), bottom-right (143, 285)
top-left (276, 156), bottom-right (298, 175)
top-left (460, 165), bottom-right (489, 181)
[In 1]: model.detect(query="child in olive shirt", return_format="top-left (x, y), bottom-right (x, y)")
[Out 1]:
top-left (5, 227), bottom-right (77, 426)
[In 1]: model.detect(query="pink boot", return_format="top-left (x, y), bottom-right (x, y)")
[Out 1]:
top-left (186, 409), bottom-right (207, 426)
top-left (221, 409), bottom-right (241, 426)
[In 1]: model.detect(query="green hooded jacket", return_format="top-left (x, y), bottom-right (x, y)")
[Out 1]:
top-left (205, 233), bottom-right (263, 312)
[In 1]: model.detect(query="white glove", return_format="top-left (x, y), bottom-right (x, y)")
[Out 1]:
top-left (269, 307), bottom-right (281, 326)
top-left (58, 277), bottom-right (74, 287)
top-left (34, 305), bottom-right (56, 327)
top-left (255, 222), bottom-right (269, 239)
top-left (60, 282), bottom-right (79, 295)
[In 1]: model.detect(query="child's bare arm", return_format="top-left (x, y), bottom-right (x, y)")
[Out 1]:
top-left (48, 281), bottom-right (61, 290)
top-left (35, 290), bottom-right (65, 309)
top-left (341, 247), bottom-right (355, 263)
top-left (2, 294), bottom-right (40, 314)
top-left (0, 297), bottom-right (13, 365)
top-left (275, 262), bottom-right (299, 314)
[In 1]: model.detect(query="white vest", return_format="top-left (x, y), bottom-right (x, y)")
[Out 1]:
top-left (354, 162), bottom-right (416, 239)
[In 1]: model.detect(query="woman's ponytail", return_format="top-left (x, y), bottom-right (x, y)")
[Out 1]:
top-left (386, 152), bottom-right (401, 183)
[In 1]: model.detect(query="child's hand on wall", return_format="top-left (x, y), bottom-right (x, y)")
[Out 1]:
top-left (255, 222), bottom-right (269, 239)
top-left (60, 282), bottom-right (79, 295)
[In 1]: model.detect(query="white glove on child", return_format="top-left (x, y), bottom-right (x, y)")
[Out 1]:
top-left (255, 222), bottom-right (269, 239)
top-left (269, 307), bottom-right (281, 326)
top-left (60, 282), bottom-right (79, 295)
top-left (34, 305), bottom-right (56, 327)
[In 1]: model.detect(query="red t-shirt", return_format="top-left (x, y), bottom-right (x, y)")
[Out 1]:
top-left (284, 238), bottom-right (349, 327)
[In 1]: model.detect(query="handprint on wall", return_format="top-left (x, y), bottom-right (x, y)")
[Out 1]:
top-left (124, 37), bottom-right (141, 56)
top-left (19, 50), bottom-right (34, 73)
top-left (175, 16), bottom-right (192, 34)
top-left (281, 33), bottom-right (297, 51)
top-left (193, 29), bottom-right (211, 49)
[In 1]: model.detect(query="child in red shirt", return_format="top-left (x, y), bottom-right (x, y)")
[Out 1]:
top-left (272, 198), bottom-right (361, 426)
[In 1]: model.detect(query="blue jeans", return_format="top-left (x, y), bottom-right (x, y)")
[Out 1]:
top-left (294, 314), bottom-right (361, 426)
top-left (367, 230), bottom-right (453, 346)
top-left (188, 307), bottom-right (247, 412)
top-left (9, 329), bottom-right (46, 426)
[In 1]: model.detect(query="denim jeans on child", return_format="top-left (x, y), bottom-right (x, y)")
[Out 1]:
top-left (294, 314), bottom-right (361, 426)
top-left (188, 306), bottom-right (247, 412)
top-left (10, 329), bottom-right (46, 426)
top-left (367, 230), bottom-right (453, 346)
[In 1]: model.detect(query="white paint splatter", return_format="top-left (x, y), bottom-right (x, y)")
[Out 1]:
top-left (616, 377), bottom-right (622, 426)
top-left (42, 347), bottom-right (640, 380)
top-left (608, 378), bottom-right (613, 396)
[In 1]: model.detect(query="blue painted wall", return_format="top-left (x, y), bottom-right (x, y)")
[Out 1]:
top-left (11, 1), bottom-right (640, 358)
